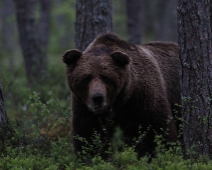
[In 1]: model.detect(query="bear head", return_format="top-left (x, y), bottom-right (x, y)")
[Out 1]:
top-left (62, 33), bottom-right (132, 114)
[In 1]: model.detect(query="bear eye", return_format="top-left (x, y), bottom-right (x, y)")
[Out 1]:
top-left (81, 75), bottom-right (92, 85)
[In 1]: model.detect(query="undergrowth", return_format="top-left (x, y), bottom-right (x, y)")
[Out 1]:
top-left (1, 122), bottom-right (212, 170)
top-left (0, 92), bottom-right (212, 169)
top-left (0, 53), bottom-right (212, 169)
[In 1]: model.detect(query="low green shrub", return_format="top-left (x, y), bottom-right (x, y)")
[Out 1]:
top-left (1, 116), bottom-right (212, 169)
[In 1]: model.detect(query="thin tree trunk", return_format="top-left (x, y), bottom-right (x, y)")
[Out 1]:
top-left (169, 0), bottom-right (178, 42)
top-left (14, 0), bottom-right (47, 84)
top-left (125, 0), bottom-right (142, 44)
top-left (38, 0), bottom-right (51, 72)
top-left (160, 1), bottom-right (170, 41)
top-left (0, 74), bottom-right (14, 148)
top-left (141, 0), bottom-right (154, 41)
top-left (1, 0), bottom-right (15, 54)
top-left (177, 0), bottom-right (212, 157)
top-left (55, 0), bottom-right (73, 51)
top-left (75, 0), bottom-right (112, 51)
top-left (0, 75), bottom-right (8, 128)
top-left (112, 0), bottom-right (127, 39)
top-left (153, 0), bottom-right (163, 40)
top-left (154, 0), bottom-right (177, 41)
top-left (1, 0), bottom-right (16, 70)
top-left (211, 0), bottom-right (212, 33)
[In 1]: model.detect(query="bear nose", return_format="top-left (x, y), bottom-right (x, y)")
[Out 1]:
top-left (92, 93), bottom-right (104, 107)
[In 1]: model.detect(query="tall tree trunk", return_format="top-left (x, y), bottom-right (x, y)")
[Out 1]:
top-left (159, 0), bottom-right (171, 41)
top-left (125, 0), bottom-right (142, 44)
top-left (1, 0), bottom-right (15, 53)
top-left (55, 0), bottom-right (73, 51)
top-left (38, 0), bottom-right (51, 74)
top-left (14, 0), bottom-right (47, 84)
top-left (154, 0), bottom-right (177, 41)
top-left (141, 0), bottom-right (154, 41)
top-left (211, 0), bottom-right (212, 33)
top-left (75, 0), bottom-right (112, 51)
top-left (0, 74), bottom-right (14, 149)
top-left (169, 0), bottom-right (178, 42)
top-left (0, 75), bottom-right (8, 128)
top-left (112, 0), bottom-right (127, 39)
top-left (0, 0), bottom-right (16, 70)
top-left (177, 0), bottom-right (212, 157)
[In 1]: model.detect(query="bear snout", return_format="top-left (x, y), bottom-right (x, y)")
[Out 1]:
top-left (92, 93), bottom-right (104, 107)
top-left (87, 79), bottom-right (108, 113)
top-left (88, 93), bottom-right (107, 114)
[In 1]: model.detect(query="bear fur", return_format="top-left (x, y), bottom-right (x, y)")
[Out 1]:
top-left (62, 33), bottom-right (180, 158)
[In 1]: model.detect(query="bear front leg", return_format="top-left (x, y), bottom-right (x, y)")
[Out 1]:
top-left (147, 94), bottom-right (179, 145)
top-left (71, 95), bottom-right (105, 158)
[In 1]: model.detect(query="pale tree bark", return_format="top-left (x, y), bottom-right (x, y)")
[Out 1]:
top-left (75, 0), bottom-right (112, 51)
top-left (0, 75), bottom-right (8, 129)
top-left (177, 0), bottom-right (212, 157)
top-left (125, 0), bottom-right (142, 44)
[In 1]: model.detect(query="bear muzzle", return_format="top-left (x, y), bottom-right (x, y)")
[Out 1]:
top-left (88, 93), bottom-right (107, 114)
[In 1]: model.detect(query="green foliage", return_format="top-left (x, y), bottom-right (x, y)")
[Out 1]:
top-left (1, 99), bottom-right (212, 169)
top-left (1, 57), bottom-right (212, 169)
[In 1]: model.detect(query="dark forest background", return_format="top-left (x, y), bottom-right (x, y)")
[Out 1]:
top-left (0, 0), bottom-right (177, 58)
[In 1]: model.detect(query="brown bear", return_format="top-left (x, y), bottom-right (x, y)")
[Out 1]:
top-left (62, 33), bottom-right (180, 158)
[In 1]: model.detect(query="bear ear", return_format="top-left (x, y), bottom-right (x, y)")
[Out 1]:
top-left (110, 51), bottom-right (129, 66)
top-left (62, 49), bottom-right (82, 65)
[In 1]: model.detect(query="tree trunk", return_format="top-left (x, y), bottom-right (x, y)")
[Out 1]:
top-left (211, 0), bottom-right (212, 32)
top-left (0, 74), bottom-right (14, 148)
top-left (141, 0), bottom-right (154, 41)
top-left (159, 1), bottom-right (170, 41)
top-left (38, 0), bottom-right (51, 72)
top-left (75, 0), bottom-right (112, 51)
top-left (125, 0), bottom-right (142, 44)
top-left (1, 0), bottom-right (15, 54)
top-left (154, 0), bottom-right (177, 41)
top-left (14, 0), bottom-right (47, 84)
top-left (55, 0), bottom-right (73, 51)
top-left (112, 0), bottom-right (127, 39)
top-left (177, 0), bottom-right (212, 157)
top-left (0, 75), bottom-right (8, 129)
top-left (0, 0), bottom-right (17, 70)
top-left (169, 0), bottom-right (178, 42)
